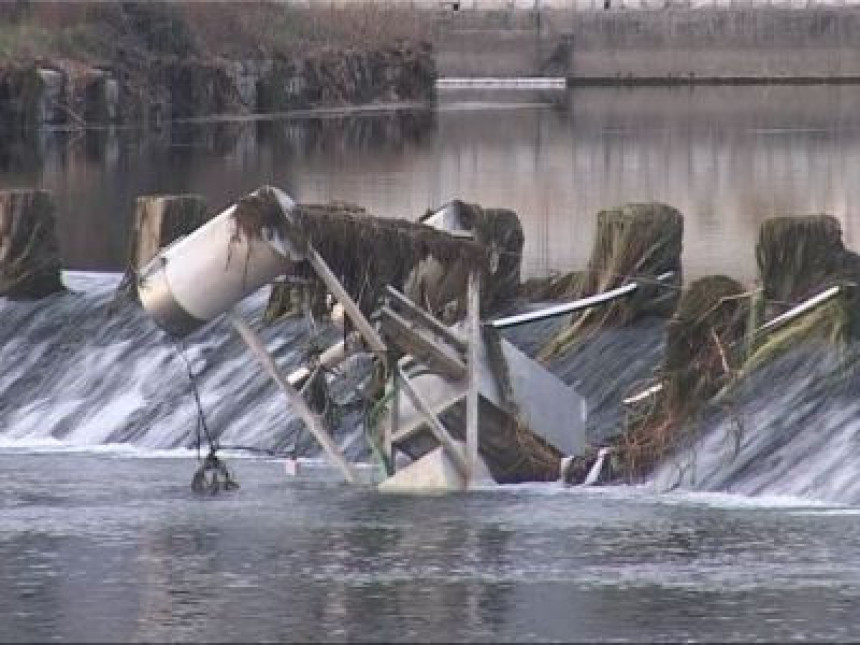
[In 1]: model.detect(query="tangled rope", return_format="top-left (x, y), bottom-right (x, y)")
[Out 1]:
top-left (173, 339), bottom-right (241, 494)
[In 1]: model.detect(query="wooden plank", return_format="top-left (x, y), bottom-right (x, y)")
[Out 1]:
top-left (395, 364), bottom-right (470, 480)
top-left (380, 306), bottom-right (467, 380)
top-left (385, 285), bottom-right (467, 352)
top-left (465, 269), bottom-right (481, 483)
top-left (229, 312), bottom-right (358, 485)
top-left (306, 246), bottom-right (387, 359)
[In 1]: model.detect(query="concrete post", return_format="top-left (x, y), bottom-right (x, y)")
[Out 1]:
top-left (129, 194), bottom-right (209, 272)
top-left (0, 189), bottom-right (65, 299)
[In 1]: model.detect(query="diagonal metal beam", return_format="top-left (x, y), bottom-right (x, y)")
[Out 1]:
top-left (230, 312), bottom-right (358, 485)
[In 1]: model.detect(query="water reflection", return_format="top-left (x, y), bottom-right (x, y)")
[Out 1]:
top-left (2, 86), bottom-right (860, 281)
top-left (2, 454), bottom-right (860, 641)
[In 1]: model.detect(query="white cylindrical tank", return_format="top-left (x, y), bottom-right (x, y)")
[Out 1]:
top-left (138, 186), bottom-right (301, 337)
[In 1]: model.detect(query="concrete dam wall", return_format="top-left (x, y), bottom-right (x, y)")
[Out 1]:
top-left (436, 6), bottom-right (860, 82)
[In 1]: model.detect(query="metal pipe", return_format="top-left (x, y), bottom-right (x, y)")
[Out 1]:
top-left (622, 382), bottom-right (664, 406)
top-left (757, 285), bottom-right (843, 335)
top-left (286, 337), bottom-right (352, 389)
top-left (490, 271), bottom-right (675, 330)
top-left (138, 186), bottom-right (300, 338)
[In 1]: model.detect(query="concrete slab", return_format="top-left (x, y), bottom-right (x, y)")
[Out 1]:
top-left (378, 444), bottom-right (495, 493)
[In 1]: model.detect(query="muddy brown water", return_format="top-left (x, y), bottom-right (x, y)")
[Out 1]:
top-left (3, 85), bottom-right (860, 281)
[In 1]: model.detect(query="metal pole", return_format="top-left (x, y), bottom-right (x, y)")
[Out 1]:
top-left (491, 283), bottom-right (638, 329)
top-left (757, 285), bottom-right (843, 335)
top-left (466, 269), bottom-right (481, 484)
top-left (305, 247), bottom-right (387, 359)
top-left (490, 271), bottom-right (675, 329)
top-left (385, 356), bottom-right (398, 476)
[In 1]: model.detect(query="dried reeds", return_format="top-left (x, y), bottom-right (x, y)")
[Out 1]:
top-left (539, 202), bottom-right (683, 361)
top-left (615, 275), bottom-right (748, 480)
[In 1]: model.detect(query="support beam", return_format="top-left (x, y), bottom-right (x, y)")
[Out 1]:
top-left (229, 312), bottom-right (358, 485)
top-left (306, 247), bottom-right (387, 359)
top-left (395, 364), bottom-right (470, 480)
top-left (385, 285), bottom-right (468, 352)
top-left (385, 358), bottom-right (398, 476)
top-left (466, 269), bottom-right (480, 484)
top-left (380, 305), bottom-right (467, 380)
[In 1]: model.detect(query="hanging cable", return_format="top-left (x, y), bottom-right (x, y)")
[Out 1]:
top-left (173, 339), bottom-right (216, 459)
top-left (172, 339), bottom-right (240, 493)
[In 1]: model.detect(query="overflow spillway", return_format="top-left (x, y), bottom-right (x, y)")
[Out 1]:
top-left (5, 186), bottom-right (860, 503)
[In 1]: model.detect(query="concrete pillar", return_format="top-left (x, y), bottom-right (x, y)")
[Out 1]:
top-left (129, 194), bottom-right (209, 272)
top-left (0, 189), bottom-right (65, 299)
top-left (84, 70), bottom-right (120, 124)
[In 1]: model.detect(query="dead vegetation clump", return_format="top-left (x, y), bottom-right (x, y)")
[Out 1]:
top-left (614, 275), bottom-right (749, 480)
top-left (613, 215), bottom-right (860, 481)
top-left (229, 190), bottom-right (486, 324)
top-left (539, 202), bottom-right (683, 361)
top-left (293, 205), bottom-right (486, 319)
top-left (756, 214), bottom-right (860, 337)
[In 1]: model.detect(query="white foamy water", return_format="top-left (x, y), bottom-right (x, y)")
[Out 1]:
top-left (0, 271), bottom-right (363, 460)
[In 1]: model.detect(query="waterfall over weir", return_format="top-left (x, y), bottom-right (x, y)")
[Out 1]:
top-left (0, 272), bottom-right (366, 458)
top-left (4, 272), bottom-right (860, 506)
top-left (651, 345), bottom-right (860, 505)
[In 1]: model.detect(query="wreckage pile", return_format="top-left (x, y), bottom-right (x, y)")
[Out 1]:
top-left (5, 180), bottom-right (860, 489)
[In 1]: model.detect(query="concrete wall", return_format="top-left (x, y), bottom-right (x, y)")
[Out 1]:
top-left (437, 6), bottom-right (860, 81)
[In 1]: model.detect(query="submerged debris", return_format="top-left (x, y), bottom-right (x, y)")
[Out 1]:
top-left (191, 451), bottom-right (240, 494)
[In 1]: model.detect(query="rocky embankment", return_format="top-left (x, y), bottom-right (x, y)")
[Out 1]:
top-left (0, 1), bottom-right (435, 129)
top-left (0, 43), bottom-right (435, 129)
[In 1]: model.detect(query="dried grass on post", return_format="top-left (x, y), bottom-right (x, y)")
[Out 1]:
top-left (230, 188), bottom-right (487, 322)
top-left (539, 203), bottom-right (683, 362)
top-left (615, 275), bottom-right (749, 480)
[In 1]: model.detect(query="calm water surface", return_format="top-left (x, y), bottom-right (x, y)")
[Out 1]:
top-left (1, 452), bottom-right (859, 642)
top-left (3, 86), bottom-right (860, 280)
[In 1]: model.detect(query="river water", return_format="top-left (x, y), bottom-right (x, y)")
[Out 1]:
top-left (4, 86), bottom-right (860, 279)
top-left (3, 87), bottom-right (860, 641)
top-left (3, 451), bottom-right (860, 643)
